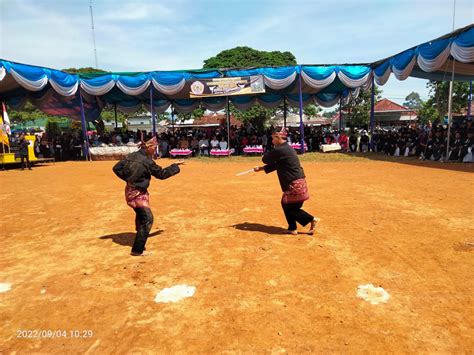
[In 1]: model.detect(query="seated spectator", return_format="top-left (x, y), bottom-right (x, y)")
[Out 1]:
top-left (261, 134), bottom-right (268, 151)
top-left (359, 131), bottom-right (369, 153)
top-left (190, 136), bottom-right (199, 156)
top-left (159, 136), bottom-right (169, 157)
top-left (338, 132), bottom-right (349, 152)
top-left (199, 136), bottom-right (209, 156)
top-left (241, 136), bottom-right (249, 150)
top-left (448, 131), bottom-right (463, 161)
top-left (459, 129), bottom-right (473, 162)
top-left (179, 136), bottom-right (189, 149)
top-left (210, 136), bottom-right (219, 150)
top-left (219, 136), bottom-right (228, 150)
top-left (349, 131), bottom-right (358, 152)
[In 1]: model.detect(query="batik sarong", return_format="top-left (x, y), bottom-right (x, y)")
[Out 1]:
top-left (125, 183), bottom-right (150, 208)
top-left (281, 178), bottom-right (310, 204)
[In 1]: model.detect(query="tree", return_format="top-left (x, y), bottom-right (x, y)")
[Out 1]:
top-left (415, 81), bottom-right (470, 125)
top-left (202, 47), bottom-right (298, 128)
top-left (8, 102), bottom-right (48, 124)
top-left (62, 67), bottom-right (108, 75)
top-left (425, 80), bottom-right (469, 119)
top-left (342, 86), bottom-right (382, 127)
top-left (99, 108), bottom-right (130, 127)
top-left (417, 102), bottom-right (440, 125)
top-left (403, 91), bottom-right (423, 110)
top-left (175, 107), bottom-right (205, 122)
top-left (322, 109), bottom-right (337, 119)
top-left (230, 105), bottom-right (272, 131)
top-left (203, 47), bottom-right (296, 69)
top-left (46, 119), bottom-right (61, 136)
top-left (303, 104), bottom-right (322, 119)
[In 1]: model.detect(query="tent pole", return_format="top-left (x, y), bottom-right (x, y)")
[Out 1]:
top-left (78, 90), bottom-right (90, 161)
top-left (149, 86), bottom-right (156, 136)
top-left (339, 96), bottom-right (343, 130)
top-left (370, 75), bottom-right (375, 133)
top-left (468, 80), bottom-right (472, 121)
top-left (226, 97), bottom-right (231, 151)
top-left (298, 66), bottom-right (305, 154)
top-left (283, 97), bottom-right (287, 129)
top-left (446, 64), bottom-right (455, 159)
top-left (114, 103), bottom-right (118, 129)
top-left (171, 105), bottom-right (175, 135)
top-left (446, 0), bottom-right (457, 159)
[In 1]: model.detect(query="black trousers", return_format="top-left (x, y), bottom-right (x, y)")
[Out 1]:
top-left (132, 207), bottom-right (154, 254)
top-left (281, 202), bottom-right (314, 231)
top-left (20, 154), bottom-right (31, 169)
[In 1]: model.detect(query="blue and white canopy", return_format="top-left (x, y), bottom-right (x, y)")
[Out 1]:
top-left (373, 24), bottom-right (474, 84)
top-left (0, 24), bottom-right (472, 120)
top-left (0, 62), bottom-right (370, 117)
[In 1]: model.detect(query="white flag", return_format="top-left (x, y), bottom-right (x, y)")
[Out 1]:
top-left (2, 102), bottom-right (11, 135)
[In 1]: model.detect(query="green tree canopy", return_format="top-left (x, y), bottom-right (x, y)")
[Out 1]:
top-left (203, 47), bottom-right (297, 69)
top-left (403, 91), bottom-right (423, 110)
top-left (428, 81), bottom-right (469, 117)
top-left (62, 67), bottom-right (108, 75)
top-left (201, 47), bottom-right (299, 128)
top-left (417, 81), bottom-right (470, 125)
top-left (342, 86), bottom-right (382, 127)
top-left (303, 104), bottom-right (322, 119)
top-left (8, 102), bottom-right (49, 124)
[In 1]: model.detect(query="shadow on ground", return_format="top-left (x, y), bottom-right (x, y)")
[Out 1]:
top-left (99, 230), bottom-right (163, 247)
top-left (232, 222), bottom-right (288, 235)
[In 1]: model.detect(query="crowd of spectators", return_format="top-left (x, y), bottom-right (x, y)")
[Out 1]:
top-left (9, 117), bottom-right (473, 163)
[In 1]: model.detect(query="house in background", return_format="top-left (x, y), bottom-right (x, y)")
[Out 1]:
top-left (374, 99), bottom-right (417, 127)
top-left (272, 112), bottom-right (333, 127)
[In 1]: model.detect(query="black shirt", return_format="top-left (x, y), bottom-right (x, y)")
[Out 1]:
top-left (113, 149), bottom-right (180, 190)
top-left (262, 142), bottom-right (305, 191)
top-left (18, 138), bottom-right (29, 156)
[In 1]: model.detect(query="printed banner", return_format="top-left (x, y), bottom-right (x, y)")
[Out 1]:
top-left (189, 75), bottom-right (265, 98)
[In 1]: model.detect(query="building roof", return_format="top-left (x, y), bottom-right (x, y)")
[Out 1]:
top-left (374, 98), bottom-right (415, 114)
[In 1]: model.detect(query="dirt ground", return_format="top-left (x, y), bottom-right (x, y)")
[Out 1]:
top-left (0, 155), bottom-right (473, 353)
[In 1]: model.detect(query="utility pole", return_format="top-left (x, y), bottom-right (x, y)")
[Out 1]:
top-left (89, 0), bottom-right (98, 69)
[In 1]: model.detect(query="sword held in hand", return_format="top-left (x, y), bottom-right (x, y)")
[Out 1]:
top-left (235, 169), bottom-right (255, 176)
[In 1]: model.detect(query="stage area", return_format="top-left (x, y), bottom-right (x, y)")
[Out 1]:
top-left (0, 155), bottom-right (473, 352)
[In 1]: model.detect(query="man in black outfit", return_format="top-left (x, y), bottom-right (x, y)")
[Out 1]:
top-left (254, 128), bottom-right (318, 235)
top-left (113, 137), bottom-right (184, 256)
top-left (18, 133), bottom-right (31, 170)
top-left (448, 131), bottom-right (463, 161)
top-left (459, 129), bottom-right (473, 162)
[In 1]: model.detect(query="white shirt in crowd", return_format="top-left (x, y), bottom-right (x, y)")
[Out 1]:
top-left (219, 141), bottom-right (228, 150)
top-left (199, 139), bottom-right (209, 148)
top-left (210, 139), bottom-right (219, 148)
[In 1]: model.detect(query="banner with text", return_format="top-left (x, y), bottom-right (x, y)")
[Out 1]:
top-left (189, 75), bottom-right (265, 98)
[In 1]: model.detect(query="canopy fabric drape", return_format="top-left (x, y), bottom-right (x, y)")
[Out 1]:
top-left (1, 24), bottom-right (472, 120)
top-left (374, 25), bottom-right (474, 84)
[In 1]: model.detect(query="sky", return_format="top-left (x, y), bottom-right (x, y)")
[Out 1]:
top-left (0, 0), bottom-right (473, 105)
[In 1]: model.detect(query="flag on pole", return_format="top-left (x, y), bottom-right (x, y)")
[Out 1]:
top-left (2, 102), bottom-right (11, 135)
top-left (0, 113), bottom-right (10, 147)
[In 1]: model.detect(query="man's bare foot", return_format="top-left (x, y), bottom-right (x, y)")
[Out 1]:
top-left (130, 251), bottom-right (153, 256)
top-left (308, 217), bottom-right (320, 235)
top-left (287, 230), bottom-right (298, 235)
